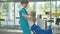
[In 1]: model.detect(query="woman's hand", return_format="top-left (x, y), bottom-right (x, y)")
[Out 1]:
top-left (22, 13), bottom-right (36, 22)
top-left (22, 13), bottom-right (31, 19)
top-left (22, 13), bottom-right (25, 16)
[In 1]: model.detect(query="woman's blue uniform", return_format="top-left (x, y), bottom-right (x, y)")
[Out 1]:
top-left (19, 7), bottom-right (31, 34)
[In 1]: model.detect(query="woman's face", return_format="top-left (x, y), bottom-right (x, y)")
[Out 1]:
top-left (22, 3), bottom-right (28, 7)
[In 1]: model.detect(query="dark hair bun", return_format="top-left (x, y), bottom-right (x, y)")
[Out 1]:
top-left (21, 0), bottom-right (29, 4)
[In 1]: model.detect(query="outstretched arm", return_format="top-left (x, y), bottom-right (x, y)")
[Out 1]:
top-left (22, 13), bottom-right (31, 20)
top-left (22, 13), bottom-right (36, 23)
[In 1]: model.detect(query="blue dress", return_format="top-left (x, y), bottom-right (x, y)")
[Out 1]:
top-left (19, 7), bottom-right (31, 34)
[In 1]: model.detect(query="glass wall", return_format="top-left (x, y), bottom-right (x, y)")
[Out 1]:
top-left (0, 1), bottom-right (60, 28)
top-left (0, 2), bottom-right (14, 27)
top-left (57, 1), bottom-right (60, 18)
top-left (0, 2), bottom-right (34, 28)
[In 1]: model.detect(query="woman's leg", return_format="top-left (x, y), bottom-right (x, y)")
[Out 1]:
top-left (20, 23), bottom-right (31, 34)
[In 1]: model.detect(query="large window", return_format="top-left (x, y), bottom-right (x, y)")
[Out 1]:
top-left (57, 1), bottom-right (60, 18)
top-left (0, 2), bottom-right (14, 27)
top-left (0, 1), bottom-right (60, 29)
top-left (0, 2), bottom-right (34, 27)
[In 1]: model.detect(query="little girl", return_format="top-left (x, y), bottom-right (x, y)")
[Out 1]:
top-left (22, 10), bottom-right (36, 28)
top-left (28, 11), bottom-right (36, 28)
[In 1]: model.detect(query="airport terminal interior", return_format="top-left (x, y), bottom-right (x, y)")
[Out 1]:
top-left (0, 0), bottom-right (60, 34)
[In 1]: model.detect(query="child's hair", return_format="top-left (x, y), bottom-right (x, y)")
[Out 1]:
top-left (30, 11), bottom-right (36, 23)
top-left (30, 11), bottom-right (36, 17)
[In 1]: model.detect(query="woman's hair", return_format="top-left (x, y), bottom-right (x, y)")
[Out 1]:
top-left (21, 0), bottom-right (29, 4)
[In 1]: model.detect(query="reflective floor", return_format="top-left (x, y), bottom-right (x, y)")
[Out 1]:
top-left (0, 26), bottom-right (60, 34)
top-left (0, 28), bottom-right (33, 34)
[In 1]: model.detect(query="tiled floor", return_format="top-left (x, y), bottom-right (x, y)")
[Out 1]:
top-left (0, 26), bottom-right (60, 34)
top-left (0, 28), bottom-right (33, 34)
top-left (0, 32), bottom-right (22, 34)
top-left (0, 28), bottom-right (60, 34)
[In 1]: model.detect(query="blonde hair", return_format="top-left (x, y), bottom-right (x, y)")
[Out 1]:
top-left (30, 11), bottom-right (36, 23)
top-left (30, 10), bottom-right (36, 17)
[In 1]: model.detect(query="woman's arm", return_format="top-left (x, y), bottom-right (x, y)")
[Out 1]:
top-left (22, 13), bottom-right (36, 22)
top-left (22, 13), bottom-right (31, 20)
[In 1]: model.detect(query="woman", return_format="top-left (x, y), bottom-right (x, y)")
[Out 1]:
top-left (19, 1), bottom-right (31, 34)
